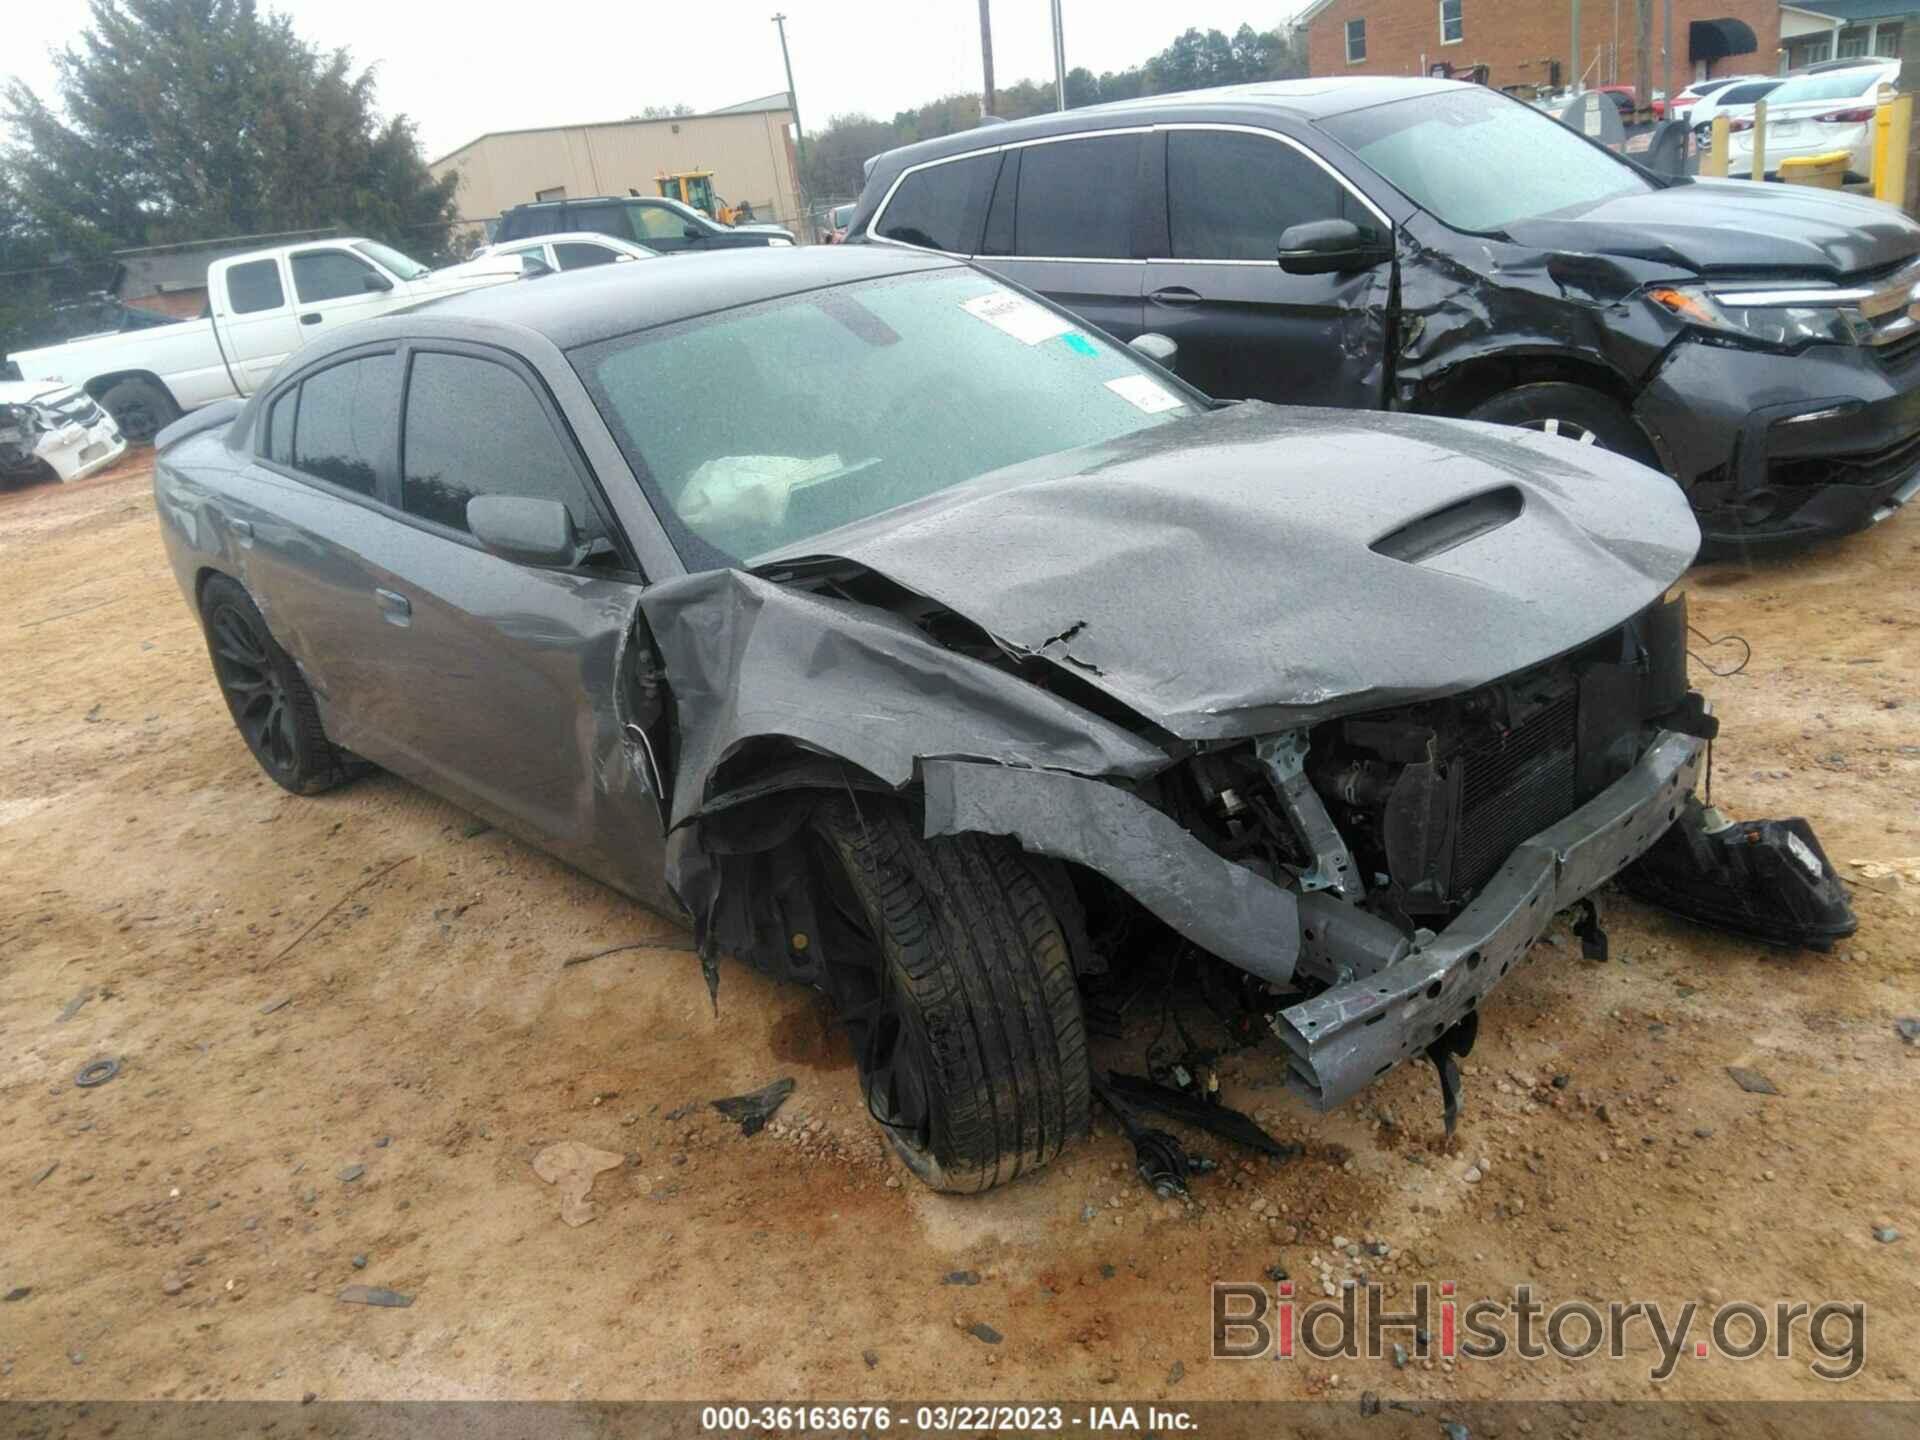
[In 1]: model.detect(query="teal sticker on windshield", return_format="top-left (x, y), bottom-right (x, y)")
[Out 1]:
top-left (1061, 331), bottom-right (1098, 357)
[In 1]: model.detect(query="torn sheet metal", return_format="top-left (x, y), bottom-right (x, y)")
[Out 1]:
top-left (757, 401), bottom-right (1696, 742)
top-left (921, 759), bottom-right (1299, 984)
top-left (638, 567), bottom-right (1169, 834)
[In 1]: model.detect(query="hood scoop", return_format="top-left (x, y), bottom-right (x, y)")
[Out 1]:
top-left (1371, 486), bottom-right (1523, 564)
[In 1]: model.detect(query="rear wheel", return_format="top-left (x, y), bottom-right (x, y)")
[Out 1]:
top-left (806, 796), bottom-right (1090, 1193)
top-left (200, 575), bottom-right (363, 795)
top-left (97, 378), bottom-right (180, 444)
top-left (1466, 383), bottom-right (1661, 468)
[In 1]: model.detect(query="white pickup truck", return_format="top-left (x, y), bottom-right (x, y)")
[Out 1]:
top-left (8, 237), bottom-right (530, 441)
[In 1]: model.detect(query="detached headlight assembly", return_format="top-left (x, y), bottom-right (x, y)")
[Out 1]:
top-left (1649, 283), bottom-right (1873, 349)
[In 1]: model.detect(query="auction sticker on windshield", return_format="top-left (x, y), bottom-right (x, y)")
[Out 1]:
top-left (962, 291), bottom-right (1075, 345)
top-left (1105, 375), bottom-right (1184, 413)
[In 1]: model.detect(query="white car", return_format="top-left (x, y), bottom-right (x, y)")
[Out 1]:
top-left (1687, 76), bottom-right (1784, 144)
top-left (0, 379), bottom-right (128, 484)
top-left (1730, 61), bottom-right (1900, 179)
top-left (1669, 73), bottom-right (1769, 123)
top-left (469, 232), bottom-right (657, 272)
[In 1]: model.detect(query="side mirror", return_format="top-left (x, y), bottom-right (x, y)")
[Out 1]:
top-left (683, 224), bottom-right (704, 240)
top-left (1128, 332), bottom-right (1179, 371)
top-left (467, 495), bottom-right (579, 567)
top-left (517, 252), bottom-right (554, 277)
top-left (362, 271), bottom-right (395, 292)
top-left (1276, 219), bottom-right (1392, 276)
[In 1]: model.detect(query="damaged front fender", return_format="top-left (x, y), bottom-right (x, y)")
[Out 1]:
top-left (921, 758), bottom-right (1300, 985)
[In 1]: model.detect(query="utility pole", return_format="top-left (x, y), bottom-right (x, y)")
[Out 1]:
top-left (772, 12), bottom-right (806, 220)
top-left (1571, 0), bottom-right (1583, 93)
top-left (1050, 0), bottom-right (1067, 111)
top-left (1635, 0), bottom-right (1653, 116)
top-left (978, 0), bottom-right (995, 117)
top-left (1662, 0), bottom-right (1673, 120)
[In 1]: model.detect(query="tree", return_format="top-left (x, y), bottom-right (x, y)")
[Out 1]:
top-left (635, 103), bottom-right (696, 119)
top-left (798, 112), bottom-right (899, 200)
top-left (2, 0), bottom-right (459, 261)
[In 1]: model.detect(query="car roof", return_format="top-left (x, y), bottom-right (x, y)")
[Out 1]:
top-left (486, 231), bottom-right (650, 252)
top-left (866, 76), bottom-right (1465, 176)
top-left (335, 246), bottom-right (960, 353)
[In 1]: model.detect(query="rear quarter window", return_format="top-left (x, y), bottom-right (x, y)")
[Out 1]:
top-left (226, 259), bottom-right (285, 315)
top-left (875, 152), bottom-right (998, 253)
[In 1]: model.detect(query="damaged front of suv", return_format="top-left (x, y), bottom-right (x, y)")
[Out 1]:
top-left (0, 380), bottom-right (128, 484)
top-left (642, 398), bottom-right (1856, 1135)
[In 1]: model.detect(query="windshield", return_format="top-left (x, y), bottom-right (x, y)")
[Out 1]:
top-left (353, 239), bottom-right (431, 280)
top-left (573, 268), bottom-right (1198, 568)
top-left (1765, 67), bottom-right (1889, 106)
top-left (1320, 87), bottom-right (1653, 233)
top-left (1717, 81), bottom-right (1781, 106)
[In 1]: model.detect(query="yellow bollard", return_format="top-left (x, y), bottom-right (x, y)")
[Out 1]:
top-left (1751, 98), bottom-right (1768, 181)
top-left (1880, 94), bottom-right (1913, 209)
top-left (1704, 115), bottom-right (1729, 177)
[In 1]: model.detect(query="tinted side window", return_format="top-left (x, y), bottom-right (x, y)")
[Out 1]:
top-left (875, 152), bottom-right (997, 253)
top-left (402, 352), bottom-right (596, 538)
top-left (506, 206), bottom-right (564, 239)
top-left (1015, 135), bottom-right (1140, 259)
top-left (569, 202), bottom-right (636, 241)
top-left (266, 388), bottom-right (296, 460)
top-left (291, 354), bottom-right (399, 497)
top-left (1168, 131), bottom-right (1361, 261)
top-left (226, 259), bottom-right (285, 315)
top-left (630, 203), bottom-right (688, 242)
top-left (291, 250), bottom-right (383, 303)
top-left (555, 241), bottom-right (619, 269)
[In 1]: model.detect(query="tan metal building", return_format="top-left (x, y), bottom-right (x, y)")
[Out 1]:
top-left (431, 92), bottom-right (805, 241)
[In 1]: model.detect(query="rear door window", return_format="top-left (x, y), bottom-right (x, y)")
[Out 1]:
top-left (291, 250), bottom-right (385, 303)
top-left (1167, 130), bottom-right (1361, 260)
top-left (630, 203), bottom-right (692, 243)
top-left (569, 202), bottom-right (637, 241)
top-left (401, 351), bottom-right (599, 538)
top-left (225, 259), bottom-right (285, 315)
top-left (1014, 134), bottom-right (1140, 259)
top-left (290, 353), bottom-right (400, 497)
top-left (555, 241), bottom-right (621, 269)
top-left (874, 152), bottom-right (998, 253)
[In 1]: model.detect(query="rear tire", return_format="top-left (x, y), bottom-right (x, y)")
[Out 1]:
top-left (200, 575), bottom-right (363, 795)
top-left (97, 378), bottom-right (180, 444)
top-left (807, 796), bottom-right (1091, 1193)
top-left (1466, 383), bottom-right (1661, 468)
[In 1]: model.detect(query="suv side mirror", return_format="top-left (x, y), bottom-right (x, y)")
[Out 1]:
top-left (1128, 332), bottom-right (1179, 371)
top-left (467, 495), bottom-right (579, 567)
top-left (1277, 219), bottom-right (1392, 276)
top-left (683, 224), bottom-right (704, 240)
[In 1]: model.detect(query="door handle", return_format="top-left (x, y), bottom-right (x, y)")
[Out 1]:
top-left (374, 588), bottom-right (412, 626)
top-left (230, 518), bottom-right (253, 541)
top-left (1147, 286), bottom-right (1202, 307)
top-left (300, 312), bottom-right (322, 325)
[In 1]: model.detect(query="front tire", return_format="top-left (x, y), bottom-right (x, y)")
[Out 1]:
top-left (807, 797), bottom-right (1091, 1193)
top-left (1466, 382), bottom-right (1660, 468)
top-left (200, 575), bottom-right (362, 795)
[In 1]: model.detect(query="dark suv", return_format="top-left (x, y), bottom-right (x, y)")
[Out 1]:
top-left (849, 77), bottom-right (1920, 552)
top-left (496, 195), bottom-right (794, 253)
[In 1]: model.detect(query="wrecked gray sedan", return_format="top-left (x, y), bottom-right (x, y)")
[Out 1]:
top-left (154, 247), bottom-right (1853, 1193)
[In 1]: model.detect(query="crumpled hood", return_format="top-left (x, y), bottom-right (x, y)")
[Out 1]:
top-left (1501, 180), bottom-right (1920, 277)
top-left (762, 402), bottom-right (1699, 741)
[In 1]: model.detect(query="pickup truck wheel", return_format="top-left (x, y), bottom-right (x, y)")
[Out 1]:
top-left (807, 796), bottom-right (1090, 1193)
top-left (1466, 383), bottom-right (1661, 469)
top-left (200, 576), bottom-right (364, 796)
top-left (97, 378), bottom-right (180, 444)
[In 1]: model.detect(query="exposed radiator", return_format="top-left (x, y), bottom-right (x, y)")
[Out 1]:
top-left (1452, 690), bottom-right (1578, 898)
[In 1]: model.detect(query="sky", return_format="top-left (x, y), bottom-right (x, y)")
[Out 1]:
top-left (5, 1), bottom-right (1308, 161)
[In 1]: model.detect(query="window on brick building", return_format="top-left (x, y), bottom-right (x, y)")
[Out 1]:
top-left (1440, 0), bottom-right (1463, 45)
top-left (1346, 18), bottom-right (1366, 63)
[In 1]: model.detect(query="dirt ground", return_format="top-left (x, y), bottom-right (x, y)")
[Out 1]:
top-left (1, 456), bottom-right (1916, 1408)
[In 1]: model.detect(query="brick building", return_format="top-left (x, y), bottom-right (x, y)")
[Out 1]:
top-left (1296, 1), bottom-right (1913, 96)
